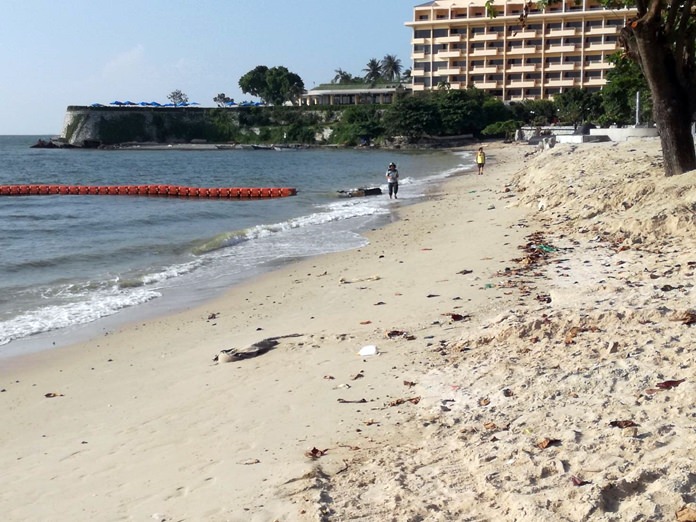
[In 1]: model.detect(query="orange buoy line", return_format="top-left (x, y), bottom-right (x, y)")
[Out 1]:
top-left (0, 185), bottom-right (297, 198)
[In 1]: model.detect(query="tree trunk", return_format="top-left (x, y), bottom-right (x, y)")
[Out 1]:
top-left (632, 20), bottom-right (696, 176)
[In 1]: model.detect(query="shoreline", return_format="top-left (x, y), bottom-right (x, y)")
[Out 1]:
top-left (3, 138), bottom-right (692, 521)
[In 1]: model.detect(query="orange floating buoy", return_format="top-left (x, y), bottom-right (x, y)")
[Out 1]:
top-left (208, 188), bottom-right (220, 198)
top-left (77, 186), bottom-right (90, 195)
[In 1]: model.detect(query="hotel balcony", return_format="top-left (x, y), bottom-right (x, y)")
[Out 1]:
top-left (437, 50), bottom-right (464, 58)
top-left (411, 51), bottom-right (427, 60)
top-left (545, 63), bottom-right (577, 72)
top-left (507, 64), bottom-right (538, 73)
top-left (410, 69), bottom-right (426, 77)
top-left (585, 26), bottom-right (620, 36)
top-left (585, 42), bottom-right (618, 51)
top-left (470, 33), bottom-right (500, 41)
top-left (435, 35), bottom-right (464, 44)
top-left (470, 48), bottom-right (500, 57)
top-left (507, 80), bottom-right (538, 88)
top-left (507, 45), bottom-right (537, 55)
top-left (471, 65), bottom-right (499, 74)
top-left (545, 44), bottom-right (577, 53)
top-left (448, 82), bottom-right (466, 90)
top-left (411, 38), bottom-right (430, 45)
top-left (506, 30), bottom-right (538, 39)
top-left (546, 28), bottom-right (577, 37)
top-left (474, 80), bottom-right (499, 89)
top-left (440, 66), bottom-right (466, 75)
top-left (584, 61), bottom-right (609, 70)
top-left (583, 77), bottom-right (606, 86)
top-left (546, 78), bottom-right (578, 87)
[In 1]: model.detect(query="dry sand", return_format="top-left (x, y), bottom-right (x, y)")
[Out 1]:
top-left (1, 138), bottom-right (695, 522)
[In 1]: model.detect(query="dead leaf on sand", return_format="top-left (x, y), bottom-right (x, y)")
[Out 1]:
top-left (656, 378), bottom-right (686, 390)
top-left (443, 313), bottom-right (470, 322)
top-left (359, 320), bottom-right (372, 325)
top-left (351, 371), bottom-right (365, 381)
top-left (570, 475), bottom-right (591, 486)
top-left (609, 420), bottom-right (639, 428)
top-left (44, 392), bottom-right (64, 398)
top-left (537, 438), bottom-right (561, 449)
top-left (676, 505), bottom-right (696, 522)
top-left (387, 396), bottom-right (421, 407)
top-left (671, 310), bottom-right (696, 326)
top-left (305, 447), bottom-right (329, 459)
top-left (478, 398), bottom-right (491, 407)
top-left (565, 326), bottom-right (581, 344)
top-left (337, 398), bottom-right (367, 404)
top-left (323, 375), bottom-right (335, 380)
top-left (457, 269), bottom-right (473, 275)
top-left (403, 380), bottom-right (417, 388)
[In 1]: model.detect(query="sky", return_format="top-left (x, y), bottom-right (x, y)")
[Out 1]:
top-left (0, 0), bottom-right (415, 135)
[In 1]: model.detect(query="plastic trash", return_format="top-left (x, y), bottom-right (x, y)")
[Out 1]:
top-left (358, 345), bottom-right (379, 356)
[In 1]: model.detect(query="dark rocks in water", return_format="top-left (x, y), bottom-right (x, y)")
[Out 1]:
top-left (337, 187), bottom-right (383, 198)
top-left (30, 139), bottom-right (74, 149)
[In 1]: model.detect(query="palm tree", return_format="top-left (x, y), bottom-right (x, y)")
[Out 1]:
top-left (333, 68), bottom-right (354, 84)
top-left (401, 68), bottom-right (412, 82)
top-left (363, 58), bottom-right (383, 85)
top-left (381, 54), bottom-right (403, 81)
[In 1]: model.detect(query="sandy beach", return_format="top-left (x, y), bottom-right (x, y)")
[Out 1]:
top-left (1, 138), bottom-right (695, 522)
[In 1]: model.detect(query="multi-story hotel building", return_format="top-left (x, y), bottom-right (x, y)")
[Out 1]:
top-left (406, 0), bottom-right (638, 101)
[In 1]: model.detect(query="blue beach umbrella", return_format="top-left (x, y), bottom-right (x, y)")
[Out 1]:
top-left (110, 101), bottom-right (124, 105)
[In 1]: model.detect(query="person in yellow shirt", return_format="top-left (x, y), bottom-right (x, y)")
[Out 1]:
top-left (476, 147), bottom-right (486, 175)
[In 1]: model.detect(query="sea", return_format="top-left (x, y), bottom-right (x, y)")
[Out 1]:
top-left (0, 135), bottom-right (474, 358)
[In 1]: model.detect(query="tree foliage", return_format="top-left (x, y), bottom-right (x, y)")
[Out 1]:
top-left (239, 65), bottom-right (304, 106)
top-left (600, 52), bottom-right (651, 126)
top-left (213, 93), bottom-right (234, 107)
top-left (167, 90), bottom-right (189, 106)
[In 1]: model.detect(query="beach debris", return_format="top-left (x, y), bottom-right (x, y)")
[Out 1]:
top-left (374, 301), bottom-right (386, 306)
top-left (609, 420), bottom-right (639, 428)
top-left (536, 293), bottom-right (552, 303)
top-left (360, 320), bottom-right (372, 325)
top-left (656, 378), bottom-right (686, 390)
top-left (403, 380), bottom-right (416, 388)
top-left (44, 392), bottom-right (64, 398)
top-left (305, 447), bottom-right (329, 459)
top-left (364, 419), bottom-right (378, 426)
top-left (214, 333), bottom-right (302, 363)
top-left (537, 438), bottom-right (562, 450)
top-left (564, 326), bottom-right (580, 344)
top-left (426, 293), bottom-right (440, 298)
top-left (207, 312), bottom-right (219, 320)
top-left (385, 330), bottom-right (416, 340)
top-left (676, 505), bottom-right (696, 522)
top-left (339, 275), bottom-right (381, 284)
top-left (502, 388), bottom-right (514, 397)
top-left (387, 396), bottom-right (421, 407)
top-left (337, 398), bottom-right (367, 404)
top-left (323, 375), bottom-right (335, 380)
top-left (237, 458), bottom-right (261, 465)
top-left (672, 309), bottom-right (696, 326)
top-left (457, 269), bottom-right (473, 275)
top-left (570, 476), bottom-right (591, 486)
top-left (351, 370), bottom-right (364, 381)
top-left (443, 312), bottom-right (470, 322)
top-left (478, 398), bottom-right (491, 407)
top-left (358, 345), bottom-right (378, 356)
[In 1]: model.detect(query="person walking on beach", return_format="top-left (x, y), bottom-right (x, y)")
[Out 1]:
top-left (386, 162), bottom-right (399, 199)
top-left (476, 147), bottom-right (486, 175)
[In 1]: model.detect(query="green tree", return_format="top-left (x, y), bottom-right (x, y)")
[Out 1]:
top-left (553, 88), bottom-right (601, 128)
top-left (238, 65), bottom-right (269, 99)
top-left (381, 54), bottom-right (403, 81)
top-left (332, 68), bottom-right (355, 84)
top-left (239, 65), bottom-right (305, 106)
top-left (363, 58), bottom-right (383, 84)
top-left (383, 94), bottom-right (442, 139)
top-left (213, 93), bottom-right (234, 107)
top-left (167, 90), bottom-right (189, 106)
top-left (600, 52), bottom-right (651, 126)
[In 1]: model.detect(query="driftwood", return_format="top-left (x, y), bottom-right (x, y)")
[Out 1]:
top-left (213, 333), bottom-right (302, 363)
